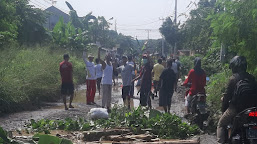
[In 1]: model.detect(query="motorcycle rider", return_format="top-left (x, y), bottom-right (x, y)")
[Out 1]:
top-left (217, 56), bottom-right (256, 144)
top-left (182, 57), bottom-right (206, 114)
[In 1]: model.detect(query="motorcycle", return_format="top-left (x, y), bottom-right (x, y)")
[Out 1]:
top-left (183, 83), bottom-right (209, 128)
top-left (226, 107), bottom-right (257, 144)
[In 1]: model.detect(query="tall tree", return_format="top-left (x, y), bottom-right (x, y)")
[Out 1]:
top-left (0, 0), bottom-right (19, 46)
top-left (16, 0), bottom-right (48, 45)
top-left (210, 0), bottom-right (257, 71)
top-left (159, 17), bottom-right (179, 47)
top-left (180, 0), bottom-right (216, 54)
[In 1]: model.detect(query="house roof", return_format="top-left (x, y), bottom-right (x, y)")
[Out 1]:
top-left (44, 6), bottom-right (69, 15)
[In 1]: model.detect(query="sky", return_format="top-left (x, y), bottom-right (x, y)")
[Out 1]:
top-left (30, 0), bottom-right (199, 40)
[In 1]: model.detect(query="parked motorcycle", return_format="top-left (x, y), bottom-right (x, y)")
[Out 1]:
top-left (226, 107), bottom-right (257, 144)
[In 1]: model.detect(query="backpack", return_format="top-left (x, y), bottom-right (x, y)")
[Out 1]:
top-left (232, 78), bottom-right (257, 112)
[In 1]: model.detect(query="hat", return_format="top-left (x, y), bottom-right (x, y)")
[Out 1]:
top-left (88, 54), bottom-right (94, 58)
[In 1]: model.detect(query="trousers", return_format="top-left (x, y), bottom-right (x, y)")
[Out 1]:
top-left (217, 106), bottom-right (237, 143)
top-left (86, 79), bottom-right (96, 103)
top-left (102, 84), bottom-right (112, 108)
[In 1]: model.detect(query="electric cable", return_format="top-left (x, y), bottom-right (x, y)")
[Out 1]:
top-left (30, 1), bottom-right (47, 9)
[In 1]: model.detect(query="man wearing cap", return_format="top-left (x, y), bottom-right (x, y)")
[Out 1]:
top-left (59, 54), bottom-right (74, 110)
top-left (83, 51), bottom-right (96, 105)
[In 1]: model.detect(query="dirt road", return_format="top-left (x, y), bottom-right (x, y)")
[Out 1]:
top-left (0, 81), bottom-right (216, 143)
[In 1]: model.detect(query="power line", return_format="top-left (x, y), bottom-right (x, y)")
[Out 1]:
top-left (42, 0), bottom-right (69, 14)
top-left (30, 1), bottom-right (47, 9)
top-left (34, 0), bottom-right (49, 8)
top-left (117, 19), bottom-right (160, 27)
top-left (177, 0), bottom-right (197, 18)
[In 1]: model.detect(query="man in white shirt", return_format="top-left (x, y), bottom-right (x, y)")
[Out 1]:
top-left (98, 48), bottom-right (113, 113)
top-left (83, 51), bottom-right (96, 105)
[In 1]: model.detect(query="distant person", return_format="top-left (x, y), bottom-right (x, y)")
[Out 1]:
top-left (83, 51), bottom-right (96, 105)
top-left (112, 58), bottom-right (119, 86)
top-left (171, 59), bottom-right (178, 92)
top-left (161, 56), bottom-right (167, 68)
top-left (95, 58), bottom-right (103, 97)
top-left (159, 59), bottom-right (176, 113)
top-left (117, 56), bottom-right (134, 109)
top-left (175, 57), bottom-right (181, 80)
top-left (127, 55), bottom-right (136, 98)
top-left (59, 54), bottom-right (74, 110)
top-left (152, 58), bottom-right (165, 98)
top-left (98, 48), bottom-right (113, 113)
top-left (132, 54), bottom-right (153, 108)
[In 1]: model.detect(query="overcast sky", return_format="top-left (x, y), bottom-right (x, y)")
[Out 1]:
top-left (30, 0), bottom-right (198, 40)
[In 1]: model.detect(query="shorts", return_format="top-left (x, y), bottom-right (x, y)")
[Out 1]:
top-left (122, 86), bottom-right (131, 99)
top-left (96, 77), bottom-right (102, 90)
top-left (113, 70), bottom-right (118, 77)
top-left (153, 80), bottom-right (160, 92)
top-left (61, 83), bottom-right (74, 95)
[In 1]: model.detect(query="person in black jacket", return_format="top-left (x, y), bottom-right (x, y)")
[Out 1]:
top-left (217, 56), bottom-right (257, 144)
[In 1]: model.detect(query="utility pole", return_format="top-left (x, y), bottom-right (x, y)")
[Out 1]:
top-left (159, 18), bottom-right (165, 57)
top-left (137, 29), bottom-right (152, 40)
top-left (174, 0), bottom-right (178, 56)
top-left (115, 20), bottom-right (117, 32)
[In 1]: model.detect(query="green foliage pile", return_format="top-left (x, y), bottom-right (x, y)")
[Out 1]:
top-left (0, 126), bottom-right (72, 144)
top-left (33, 133), bottom-right (72, 144)
top-left (0, 46), bottom-right (85, 113)
top-left (27, 106), bottom-right (200, 139)
top-left (28, 118), bottom-right (91, 133)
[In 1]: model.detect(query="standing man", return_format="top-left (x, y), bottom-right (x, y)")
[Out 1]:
top-left (98, 48), bottom-right (113, 113)
top-left (83, 51), bottom-right (96, 105)
top-left (132, 54), bottom-right (153, 108)
top-left (112, 58), bottom-right (119, 86)
top-left (127, 55), bottom-right (136, 98)
top-left (152, 58), bottom-right (165, 98)
top-left (59, 54), bottom-right (74, 110)
top-left (95, 58), bottom-right (103, 97)
top-left (159, 59), bottom-right (176, 113)
top-left (117, 56), bottom-right (134, 109)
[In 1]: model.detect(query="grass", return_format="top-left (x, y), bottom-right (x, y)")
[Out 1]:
top-left (0, 45), bottom-right (86, 113)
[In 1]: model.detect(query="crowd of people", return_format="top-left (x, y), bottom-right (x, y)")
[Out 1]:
top-left (59, 49), bottom-right (257, 143)
top-left (59, 48), bottom-right (182, 112)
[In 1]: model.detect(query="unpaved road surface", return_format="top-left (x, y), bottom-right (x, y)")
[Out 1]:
top-left (0, 80), bottom-right (216, 143)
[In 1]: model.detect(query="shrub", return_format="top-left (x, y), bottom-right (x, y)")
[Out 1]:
top-left (0, 46), bottom-right (86, 113)
top-left (206, 66), bottom-right (231, 129)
